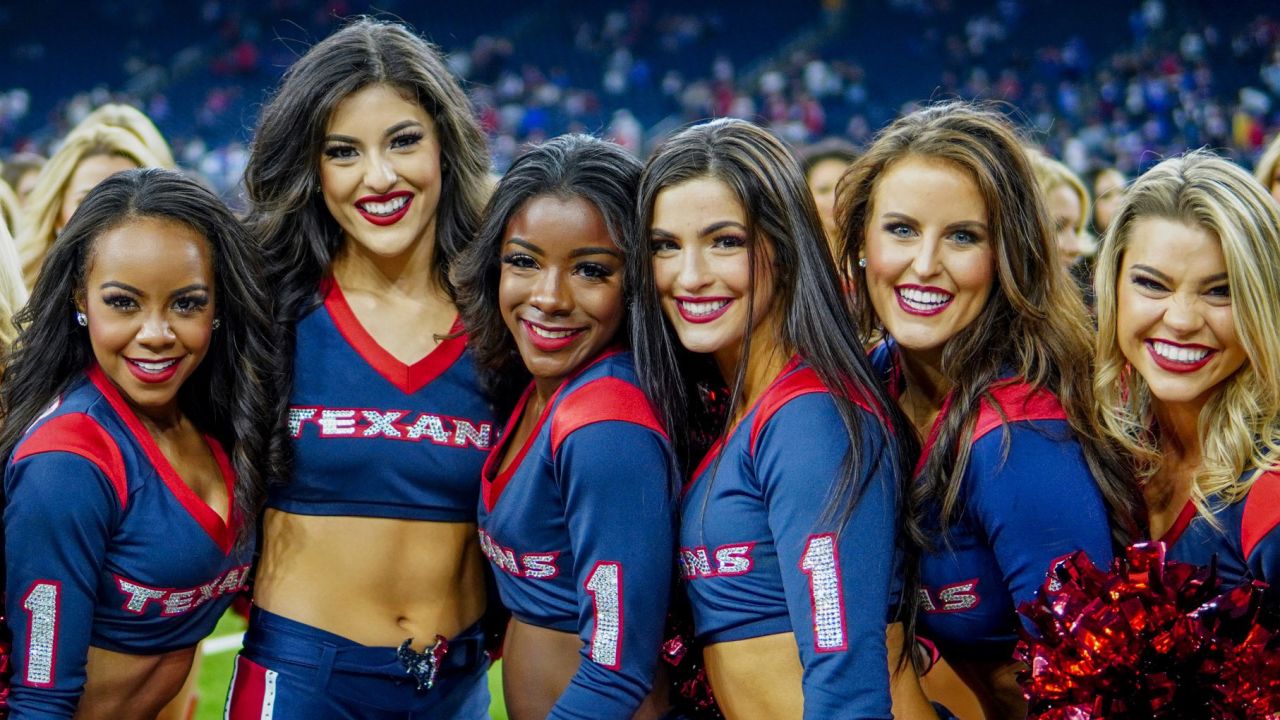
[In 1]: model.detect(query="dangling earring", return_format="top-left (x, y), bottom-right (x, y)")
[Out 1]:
top-left (857, 257), bottom-right (868, 268)
top-left (212, 318), bottom-right (222, 330)
top-left (75, 311), bottom-right (87, 327)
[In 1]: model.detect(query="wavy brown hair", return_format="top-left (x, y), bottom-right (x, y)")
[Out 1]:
top-left (836, 101), bottom-right (1143, 547)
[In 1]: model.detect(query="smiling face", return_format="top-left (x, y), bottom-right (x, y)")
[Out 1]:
top-left (59, 153), bottom-right (139, 230)
top-left (1047, 183), bottom-right (1085, 268)
top-left (1116, 216), bottom-right (1247, 416)
top-left (650, 176), bottom-right (778, 375)
top-left (862, 155), bottom-right (994, 362)
top-left (499, 194), bottom-right (625, 395)
top-left (320, 83), bottom-right (443, 258)
top-left (79, 216), bottom-right (217, 421)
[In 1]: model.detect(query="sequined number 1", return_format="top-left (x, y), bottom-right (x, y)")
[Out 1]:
top-left (800, 534), bottom-right (847, 652)
top-left (584, 562), bottom-right (622, 669)
top-left (22, 581), bottom-right (60, 686)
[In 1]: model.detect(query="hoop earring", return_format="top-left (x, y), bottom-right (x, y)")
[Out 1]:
top-left (75, 311), bottom-right (87, 327)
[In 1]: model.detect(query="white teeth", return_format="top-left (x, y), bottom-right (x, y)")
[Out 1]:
top-left (133, 359), bottom-right (178, 373)
top-left (1151, 341), bottom-right (1210, 364)
top-left (359, 196), bottom-right (409, 215)
top-left (680, 299), bottom-right (729, 317)
top-left (529, 324), bottom-right (578, 339)
top-left (897, 287), bottom-right (952, 308)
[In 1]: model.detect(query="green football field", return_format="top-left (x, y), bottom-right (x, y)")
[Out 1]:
top-left (193, 611), bottom-right (508, 719)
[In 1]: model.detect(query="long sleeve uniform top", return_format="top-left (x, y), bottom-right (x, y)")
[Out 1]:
top-left (477, 349), bottom-right (676, 720)
top-left (679, 357), bottom-right (900, 720)
top-left (870, 340), bottom-right (1113, 660)
top-left (4, 366), bottom-right (253, 718)
top-left (1159, 468), bottom-right (1280, 587)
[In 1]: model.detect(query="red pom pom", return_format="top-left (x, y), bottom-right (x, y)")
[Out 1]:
top-left (1017, 542), bottom-right (1280, 719)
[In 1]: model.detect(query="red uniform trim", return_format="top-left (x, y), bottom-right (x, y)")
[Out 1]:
top-left (550, 377), bottom-right (666, 453)
top-left (14, 412), bottom-right (129, 508)
top-left (321, 277), bottom-right (467, 395)
top-left (748, 362), bottom-right (876, 456)
top-left (971, 381), bottom-right (1068, 443)
top-left (1242, 469), bottom-right (1280, 561)
top-left (481, 349), bottom-right (625, 511)
top-left (226, 654), bottom-right (271, 719)
top-left (1158, 500), bottom-right (1198, 548)
top-left (87, 366), bottom-right (239, 554)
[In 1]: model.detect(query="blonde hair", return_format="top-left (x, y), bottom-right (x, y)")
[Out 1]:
top-left (0, 213), bottom-right (29, 349)
top-left (79, 103), bottom-right (176, 167)
top-left (1094, 150), bottom-right (1280, 521)
top-left (0, 177), bottom-right (20, 240)
top-left (1029, 148), bottom-right (1094, 253)
top-left (17, 123), bottom-right (167, 282)
top-left (1255, 133), bottom-right (1280, 194)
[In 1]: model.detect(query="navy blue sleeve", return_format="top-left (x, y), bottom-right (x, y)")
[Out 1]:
top-left (5, 452), bottom-right (122, 719)
top-left (754, 395), bottom-right (896, 720)
top-left (966, 422), bottom-right (1114, 621)
top-left (548, 420), bottom-right (676, 720)
top-left (1242, 474), bottom-right (1280, 584)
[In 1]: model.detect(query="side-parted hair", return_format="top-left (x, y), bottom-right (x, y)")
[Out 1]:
top-left (836, 101), bottom-right (1142, 547)
top-left (243, 17), bottom-right (490, 484)
top-left (19, 124), bottom-right (169, 282)
top-left (1095, 150), bottom-right (1280, 520)
top-left (0, 168), bottom-right (276, 546)
top-left (1255, 133), bottom-right (1280, 195)
top-left (629, 117), bottom-right (918, 537)
top-left (452, 134), bottom-right (641, 415)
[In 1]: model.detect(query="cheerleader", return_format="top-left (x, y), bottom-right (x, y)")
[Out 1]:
top-left (453, 134), bottom-right (675, 719)
top-left (836, 102), bottom-right (1143, 718)
top-left (224, 19), bottom-right (497, 718)
top-left (1094, 150), bottom-right (1280, 593)
top-left (630, 118), bottom-right (917, 720)
top-left (1, 168), bottom-right (274, 718)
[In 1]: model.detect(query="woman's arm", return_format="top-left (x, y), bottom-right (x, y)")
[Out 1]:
top-left (5, 449), bottom-right (121, 719)
top-left (549, 419), bottom-right (676, 720)
top-left (755, 395), bottom-right (898, 720)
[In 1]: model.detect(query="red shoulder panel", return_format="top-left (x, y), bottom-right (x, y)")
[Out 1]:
top-left (748, 367), bottom-right (878, 455)
top-left (13, 412), bottom-right (128, 508)
top-left (972, 381), bottom-right (1068, 443)
top-left (1242, 469), bottom-right (1280, 561)
top-left (550, 377), bottom-right (666, 453)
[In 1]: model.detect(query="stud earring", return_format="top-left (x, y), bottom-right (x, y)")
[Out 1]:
top-left (212, 318), bottom-right (222, 330)
top-left (857, 257), bottom-right (868, 268)
top-left (75, 311), bottom-right (87, 327)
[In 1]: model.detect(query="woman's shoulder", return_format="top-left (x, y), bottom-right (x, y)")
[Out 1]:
top-left (970, 378), bottom-right (1070, 445)
top-left (550, 349), bottom-right (664, 450)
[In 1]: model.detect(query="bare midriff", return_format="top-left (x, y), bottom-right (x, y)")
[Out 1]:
top-left (254, 509), bottom-right (486, 650)
top-left (704, 632), bottom-right (804, 720)
top-left (76, 645), bottom-right (195, 719)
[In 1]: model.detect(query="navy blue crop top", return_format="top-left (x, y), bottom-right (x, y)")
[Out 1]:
top-left (269, 280), bottom-right (497, 522)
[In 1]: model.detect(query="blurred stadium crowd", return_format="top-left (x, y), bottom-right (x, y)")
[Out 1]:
top-left (0, 0), bottom-right (1278, 200)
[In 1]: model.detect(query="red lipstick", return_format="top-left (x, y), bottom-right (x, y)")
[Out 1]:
top-left (523, 320), bottom-right (585, 352)
top-left (674, 296), bottom-right (734, 324)
top-left (125, 357), bottom-right (182, 384)
top-left (894, 284), bottom-right (954, 317)
top-left (356, 191), bottom-right (413, 226)
top-left (1145, 340), bottom-right (1216, 373)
